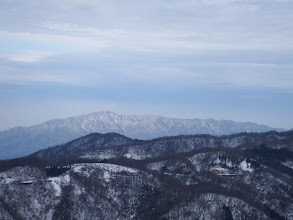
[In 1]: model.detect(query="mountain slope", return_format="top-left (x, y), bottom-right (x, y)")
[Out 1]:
top-left (0, 131), bottom-right (293, 219)
top-left (0, 111), bottom-right (284, 159)
top-left (31, 130), bottom-right (293, 162)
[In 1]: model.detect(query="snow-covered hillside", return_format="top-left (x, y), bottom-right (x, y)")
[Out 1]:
top-left (1, 130), bottom-right (293, 219)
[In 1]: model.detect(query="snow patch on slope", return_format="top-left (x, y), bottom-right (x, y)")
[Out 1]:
top-left (97, 163), bottom-right (138, 174)
top-left (211, 167), bottom-right (231, 175)
top-left (72, 163), bottom-right (138, 182)
top-left (147, 161), bottom-right (166, 171)
top-left (282, 161), bottom-right (293, 169)
top-left (188, 153), bottom-right (207, 172)
top-left (103, 171), bottom-right (111, 182)
top-left (48, 178), bottom-right (61, 196)
top-left (240, 160), bottom-right (254, 172)
top-left (48, 174), bottom-right (71, 197)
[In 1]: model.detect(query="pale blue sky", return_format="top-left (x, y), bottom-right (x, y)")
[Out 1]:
top-left (0, 0), bottom-right (293, 131)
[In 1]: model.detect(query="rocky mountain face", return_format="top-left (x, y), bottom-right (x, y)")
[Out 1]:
top-left (0, 130), bottom-right (293, 219)
top-left (0, 111), bottom-right (284, 159)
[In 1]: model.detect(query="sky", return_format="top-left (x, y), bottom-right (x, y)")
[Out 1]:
top-left (0, 0), bottom-right (293, 131)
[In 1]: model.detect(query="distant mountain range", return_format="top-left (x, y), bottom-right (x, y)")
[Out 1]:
top-left (0, 111), bottom-right (284, 159)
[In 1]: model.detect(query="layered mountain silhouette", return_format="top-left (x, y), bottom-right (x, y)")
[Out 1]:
top-left (31, 130), bottom-right (293, 162)
top-left (0, 111), bottom-right (284, 159)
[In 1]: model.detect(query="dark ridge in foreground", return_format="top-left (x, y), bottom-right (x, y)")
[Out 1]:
top-left (31, 130), bottom-right (293, 162)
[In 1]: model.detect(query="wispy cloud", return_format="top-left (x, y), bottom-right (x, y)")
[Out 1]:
top-left (4, 50), bottom-right (56, 63)
top-left (0, 30), bottom-right (108, 53)
top-left (41, 22), bottom-right (293, 52)
top-left (0, 0), bottom-right (293, 130)
top-left (1, 50), bottom-right (293, 90)
top-left (1, 0), bottom-right (293, 55)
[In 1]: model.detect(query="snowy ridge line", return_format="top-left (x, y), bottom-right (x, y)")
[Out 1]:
top-left (0, 111), bottom-right (285, 160)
